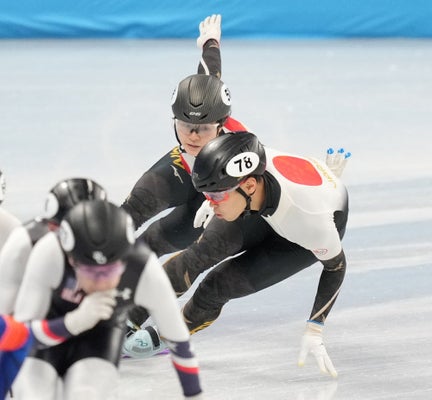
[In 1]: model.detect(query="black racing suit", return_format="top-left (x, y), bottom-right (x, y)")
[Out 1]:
top-left (121, 39), bottom-right (245, 256)
top-left (121, 40), bottom-right (247, 327)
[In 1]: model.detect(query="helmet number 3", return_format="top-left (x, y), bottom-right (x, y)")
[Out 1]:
top-left (226, 152), bottom-right (260, 177)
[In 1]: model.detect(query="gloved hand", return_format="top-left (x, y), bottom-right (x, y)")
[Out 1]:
top-left (197, 14), bottom-right (222, 49)
top-left (326, 148), bottom-right (351, 178)
top-left (298, 321), bottom-right (338, 378)
top-left (193, 199), bottom-right (214, 229)
top-left (64, 289), bottom-right (116, 335)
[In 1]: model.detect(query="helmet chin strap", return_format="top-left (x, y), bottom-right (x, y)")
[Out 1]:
top-left (173, 122), bottom-right (182, 146)
top-left (235, 187), bottom-right (255, 215)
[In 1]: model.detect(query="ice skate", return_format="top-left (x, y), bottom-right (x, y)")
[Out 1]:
top-left (122, 323), bottom-right (168, 359)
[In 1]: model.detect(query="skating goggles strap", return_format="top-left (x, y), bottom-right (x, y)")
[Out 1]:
top-left (74, 261), bottom-right (125, 280)
top-left (174, 119), bottom-right (219, 136)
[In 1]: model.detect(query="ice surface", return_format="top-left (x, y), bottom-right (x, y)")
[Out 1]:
top-left (1, 39), bottom-right (431, 399)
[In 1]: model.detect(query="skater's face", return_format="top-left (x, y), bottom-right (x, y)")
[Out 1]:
top-left (203, 181), bottom-right (244, 205)
top-left (175, 118), bottom-right (222, 157)
top-left (205, 177), bottom-right (258, 221)
top-left (72, 260), bottom-right (125, 293)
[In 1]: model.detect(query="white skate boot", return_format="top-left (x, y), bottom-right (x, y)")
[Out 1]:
top-left (122, 324), bottom-right (168, 359)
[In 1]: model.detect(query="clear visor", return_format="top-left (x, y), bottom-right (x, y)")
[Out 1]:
top-left (174, 119), bottom-right (219, 136)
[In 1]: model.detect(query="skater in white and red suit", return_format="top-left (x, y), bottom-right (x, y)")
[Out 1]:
top-left (138, 133), bottom-right (350, 379)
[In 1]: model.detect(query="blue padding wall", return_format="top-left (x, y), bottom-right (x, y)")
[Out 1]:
top-left (1, 0), bottom-right (431, 38)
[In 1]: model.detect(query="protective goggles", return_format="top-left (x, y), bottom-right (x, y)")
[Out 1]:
top-left (203, 183), bottom-right (242, 204)
top-left (174, 119), bottom-right (219, 136)
top-left (74, 261), bottom-right (125, 280)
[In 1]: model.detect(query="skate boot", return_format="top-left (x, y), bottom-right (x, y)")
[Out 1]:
top-left (122, 323), bottom-right (168, 359)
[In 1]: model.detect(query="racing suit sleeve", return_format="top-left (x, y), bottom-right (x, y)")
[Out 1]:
top-left (121, 148), bottom-right (196, 229)
top-left (13, 233), bottom-right (65, 323)
top-left (309, 250), bottom-right (346, 323)
top-left (121, 31), bottom-right (222, 231)
top-left (198, 39), bottom-right (222, 78)
top-left (134, 253), bottom-right (202, 398)
top-left (0, 315), bottom-right (30, 351)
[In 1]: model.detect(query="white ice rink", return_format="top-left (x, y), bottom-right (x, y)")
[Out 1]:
top-left (1, 38), bottom-right (432, 399)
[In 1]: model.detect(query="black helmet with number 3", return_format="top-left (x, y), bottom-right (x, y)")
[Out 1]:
top-left (171, 74), bottom-right (232, 124)
top-left (192, 132), bottom-right (266, 193)
top-left (43, 178), bottom-right (107, 224)
top-left (59, 200), bottom-right (135, 265)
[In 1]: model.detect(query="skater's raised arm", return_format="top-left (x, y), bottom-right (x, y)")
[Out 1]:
top-left (197, 14), bottom-right (222, 78)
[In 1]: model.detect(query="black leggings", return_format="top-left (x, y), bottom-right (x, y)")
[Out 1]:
top-left (183, 204), bottom-right (349, 332)
top-left (30, 324), bottom-right (124, 377)
top-left (141, 193), bottom-right (205, 257)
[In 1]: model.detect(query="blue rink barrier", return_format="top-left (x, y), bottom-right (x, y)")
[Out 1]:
top-left (1, 0), bottom-right (431, 38)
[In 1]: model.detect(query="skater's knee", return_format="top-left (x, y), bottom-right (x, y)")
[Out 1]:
top-left (183, 295), bottom-right (223, 334)
top-left (141, 222), bottom-right (179, 257)
top-left (127, 305), bottom-right (149, 328)
top-left (163, 253), bottom-right (201, 296)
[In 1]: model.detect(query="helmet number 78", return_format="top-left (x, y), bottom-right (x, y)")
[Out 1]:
top-left (226, 152), bottom-right (260, 177)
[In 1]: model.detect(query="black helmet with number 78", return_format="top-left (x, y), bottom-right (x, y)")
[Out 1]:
top-left (59, 200), bottom-right (135, 266)
top-left (171, 74), bottom-right (232, 124)
top-left (192, 132), bottom-right (266, 193)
